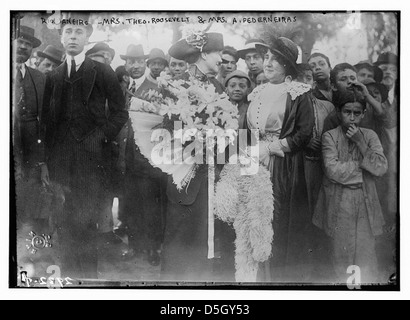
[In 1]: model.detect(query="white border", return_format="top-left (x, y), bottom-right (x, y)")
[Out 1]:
top-left (1, 0), bottom-right (409, 301)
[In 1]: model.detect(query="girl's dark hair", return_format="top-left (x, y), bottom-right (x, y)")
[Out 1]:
top-left (334, 90), bottom-right (367, 111)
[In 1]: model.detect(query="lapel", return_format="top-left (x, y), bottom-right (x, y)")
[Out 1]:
top-left (81, 58), bottom-right (97, 104)
top-left (280, 94), bottom-right (296, 139)
top-left (53, 62), bottom-right (66, 116)
top-left (26, 67), bottom-right (45, 119)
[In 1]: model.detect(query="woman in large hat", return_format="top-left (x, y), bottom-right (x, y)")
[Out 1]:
top-left (160, 32), bottom-right (236, 282)
top-left (168, 32), bottom-right (225, 94)
top-left (246, 36), bottom-right (316, 282)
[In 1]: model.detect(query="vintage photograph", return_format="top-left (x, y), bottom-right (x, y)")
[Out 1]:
top-left (10, 10), bottom-right (399, 289)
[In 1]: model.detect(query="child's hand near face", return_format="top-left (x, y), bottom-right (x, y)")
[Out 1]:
top-left (346, 124), bottom-right (364, 145)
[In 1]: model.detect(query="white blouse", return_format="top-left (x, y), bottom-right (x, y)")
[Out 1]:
top-left (247, 82), bottom-right (289, 137)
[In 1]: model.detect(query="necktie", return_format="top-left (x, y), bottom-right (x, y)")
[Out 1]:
top-left (15, 65), bottom-right (25, 108)
top-left (129, 80), bottom-right (137, 94)
top-left (70, 57), bottom-right (76, 78)
top-left (16, 65), bottom-right (23, 82)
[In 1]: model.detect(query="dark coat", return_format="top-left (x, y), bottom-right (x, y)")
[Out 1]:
top-left (43, 58), bottom-right (128, 149)
top-left (13, 66), bottom-right (46, 170)
top-left (270, 92), bottom-right (318, 280)
top-left (161, 77), bottom-right (235, 282)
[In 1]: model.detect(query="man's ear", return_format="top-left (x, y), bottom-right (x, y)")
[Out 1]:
top-left (200, 52), bottom-right (207, 61)
top-left (331, 83), bottom-right (337, 92)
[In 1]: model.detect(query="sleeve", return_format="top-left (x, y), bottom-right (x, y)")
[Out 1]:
top-left (101, 66), bottom-right (129, 140)
top-left (322, 131), bottom-right (364, 185)
top-left (360, 129), bottom-right (388, 177)
top-left (285, 93), bottom-right (314, 152)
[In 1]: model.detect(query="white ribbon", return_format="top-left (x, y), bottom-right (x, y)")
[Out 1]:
top-left (207, 164), bottom-right (215, 259)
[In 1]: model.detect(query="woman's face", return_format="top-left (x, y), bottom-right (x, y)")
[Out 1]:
top-left (263, 50), bottom-right (287, 84)
top-left (202, 51), bottom-right (223, 75)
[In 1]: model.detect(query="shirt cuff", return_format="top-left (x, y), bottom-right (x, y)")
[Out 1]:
top-left (279, 138), bottom-right (291, 153)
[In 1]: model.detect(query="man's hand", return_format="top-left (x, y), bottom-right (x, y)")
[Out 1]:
top-left (307, 137), bottom-right (322, 152)
top-left (351, 81), bottom-right (370, 99)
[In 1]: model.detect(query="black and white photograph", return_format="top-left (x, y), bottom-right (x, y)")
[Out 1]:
top-left (8, 8), bottom-right (401, 294)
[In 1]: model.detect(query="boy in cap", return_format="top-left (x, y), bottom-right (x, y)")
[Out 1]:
top-left (145, 48), bottom-right (168, 87)
top-left (224, 70), bottom-right (251, 129)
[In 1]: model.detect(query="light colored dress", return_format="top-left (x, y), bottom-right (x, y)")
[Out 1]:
top-left (246, 81), bottom-right (315, 282)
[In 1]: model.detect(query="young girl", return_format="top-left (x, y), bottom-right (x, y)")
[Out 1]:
top-left (313, 91), bottom-right (388, 284)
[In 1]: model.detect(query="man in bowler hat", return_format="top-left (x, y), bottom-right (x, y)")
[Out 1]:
top-left (85, 42), bottom-right (115, 66)
top-left (35, 45), bottom-right (64, 75)
top-left (42, 15), bottom-right (128, 278)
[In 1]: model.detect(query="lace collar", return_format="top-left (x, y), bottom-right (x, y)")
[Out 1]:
top-left (248, 80), bottom-right (311, 102)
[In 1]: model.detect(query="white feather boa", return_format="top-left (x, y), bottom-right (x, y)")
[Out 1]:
top-left (214, 164), bottom-right (274, 282)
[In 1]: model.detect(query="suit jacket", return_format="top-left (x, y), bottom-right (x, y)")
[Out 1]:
top-left (43, 58), bottom-right (128, 150)
top-left (13, 66), bottom-right (46, 169)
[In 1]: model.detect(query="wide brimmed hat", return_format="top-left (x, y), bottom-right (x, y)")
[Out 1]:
top-left (169, 33), bottom-right (224, 62)
top-left (86, 42), bottom-right (115, 58)
top-left (354, 61), bottom-right (383, 83)
top-left (147, 48), bottom-right (168, 66)
top-left (374, 52), bottom-right (398, 66)
top-left (37, 45), bottom-right (64, 65)
top-left (18, 25), bottom-right (41, 48)
top-left (362, 78), bottom-right (389, 103)
top-left (237, 39), bottom-right (267, 60)
top-left (224, 70), bottom-right (251, 87)
top-left (120, 44), bottom-right (148, 60)
top-left (255, 37), bottom-right (299, 76)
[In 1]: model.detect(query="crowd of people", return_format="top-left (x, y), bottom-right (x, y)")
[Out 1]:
top-left (13, 14), bottom-right (398, 284)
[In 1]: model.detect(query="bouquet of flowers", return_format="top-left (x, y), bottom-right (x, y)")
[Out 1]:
top-left (129, 73), bottom-right (240, 190)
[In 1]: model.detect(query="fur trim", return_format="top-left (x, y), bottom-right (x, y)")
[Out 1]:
top-left (215, 164), bottom-right (274, 282)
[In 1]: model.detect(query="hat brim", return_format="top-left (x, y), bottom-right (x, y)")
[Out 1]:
top-left (20, 33), bottom-right (41, 48)
top-left (255, 43), bottom-right (299, 76)
top-left (224, 74), bottom-right (251, 87)
top-left (147, 57), bottom-right (169, 67)
top-left (37, 51), bottom-right (62, 65)
top-left (120, 55), bottom-right (149, 61)
top-left (169, 39), bottom-right (200, 62)
top-left (365, 82), bottom-right (389, 103)
top-left (374, 59), bottom-right (398, 67)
